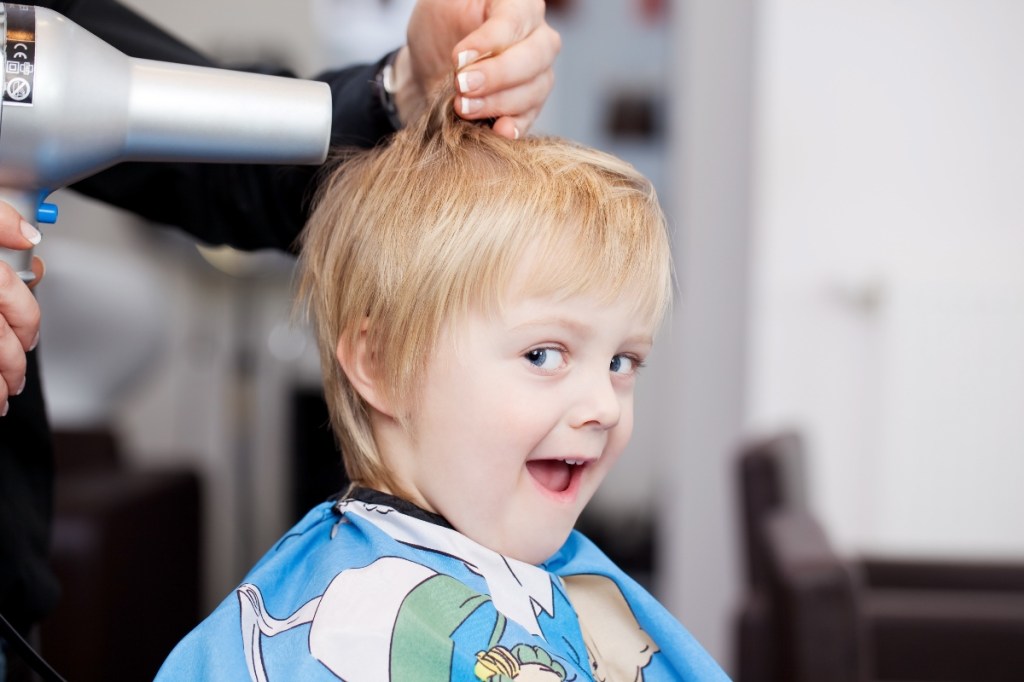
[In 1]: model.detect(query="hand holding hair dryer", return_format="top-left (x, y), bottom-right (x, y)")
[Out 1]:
top-left (0, 3), bottom-right (332, 280)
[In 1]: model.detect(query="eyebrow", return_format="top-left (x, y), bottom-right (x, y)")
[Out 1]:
top-left (509, 317), bottom-right (654, 348)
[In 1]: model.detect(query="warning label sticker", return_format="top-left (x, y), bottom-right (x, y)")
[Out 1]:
top-left (4, 4), bottom-right (36, 106)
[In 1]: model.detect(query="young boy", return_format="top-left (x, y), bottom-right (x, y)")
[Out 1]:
top-left (156, 88), bottom-right (729, 681)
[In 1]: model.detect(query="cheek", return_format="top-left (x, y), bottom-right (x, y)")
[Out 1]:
top-left (459, 372), bottom-right (543, 437)
top-left (419, 381), bottom-right (530, 469)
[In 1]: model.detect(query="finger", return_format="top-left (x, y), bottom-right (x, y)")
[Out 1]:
top-left (455, 68), bottom-right (553, 128)
top-left (0, 202), bottom-right (41, 249)
top-left (492, 114), bottom-right (532, 140)
top-left (455, 21), bottom-right (559, 99)
top-left (0, 314), bottom-right (27, 414)
top-left (452, 0), bottom-right (546, 60)
top-left (26, 255), bottom-right (45, 292)
top-left (0, 261), bottom-right (42, 352)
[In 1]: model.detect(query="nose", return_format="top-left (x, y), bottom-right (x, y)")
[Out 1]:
top-left (569, 370), bottom-right (622, 430)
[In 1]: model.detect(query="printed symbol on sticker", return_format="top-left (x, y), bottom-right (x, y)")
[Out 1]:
top-left (6, 77), bottom-right (31, 101)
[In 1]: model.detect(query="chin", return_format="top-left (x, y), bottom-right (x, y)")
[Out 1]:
top-left (507, 546), bottom-right (561, 566)
top-left (500, 523), bottom-right (576, 566)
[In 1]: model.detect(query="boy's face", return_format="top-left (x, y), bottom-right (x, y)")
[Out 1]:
top-left (374, 277), bottom-right (656, 565)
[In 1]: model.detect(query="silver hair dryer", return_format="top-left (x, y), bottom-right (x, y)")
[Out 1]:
top-left (0, 3), bottom-right (332, 280)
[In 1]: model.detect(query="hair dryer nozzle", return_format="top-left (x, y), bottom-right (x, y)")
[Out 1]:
top-left (124, 59), bottom-right (332, 165)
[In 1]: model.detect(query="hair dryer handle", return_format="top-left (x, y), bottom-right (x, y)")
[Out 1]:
top-left (0, 190), bottom-right (45, 281)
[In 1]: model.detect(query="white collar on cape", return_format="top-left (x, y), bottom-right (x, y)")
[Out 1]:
top-left (338, 498), bottom-right (557, 636)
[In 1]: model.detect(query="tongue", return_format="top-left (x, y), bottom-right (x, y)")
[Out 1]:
top-left (527, 460), bottom-right (572, 492)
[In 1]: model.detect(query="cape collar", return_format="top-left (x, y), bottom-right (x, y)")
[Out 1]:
top-left (342, 487), bottom-right (454, 529)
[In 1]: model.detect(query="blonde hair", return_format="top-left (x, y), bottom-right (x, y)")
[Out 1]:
top-left (297, 86), bottom-right (672, 495)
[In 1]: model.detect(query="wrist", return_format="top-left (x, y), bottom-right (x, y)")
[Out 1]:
top-left (375, 49), bottom-right (404, 131)
top-left (388, 45), bottom-right (418, 128)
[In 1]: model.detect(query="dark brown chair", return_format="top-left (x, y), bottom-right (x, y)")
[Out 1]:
top-left (735, 430), bottom-right (1024, 682)
top-left (39, 429), bottom-right (202, 682)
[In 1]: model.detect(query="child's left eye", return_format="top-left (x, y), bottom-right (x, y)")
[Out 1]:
top-left (525, 348), bottom-right (566, 371)
top-left (610, 354), bottom-right (639, 375)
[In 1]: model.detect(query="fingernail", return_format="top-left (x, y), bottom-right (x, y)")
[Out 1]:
top-left (2, 401), bottom-right (8, 417)
top-left (457, 70), bottom-right (484, 94)
top-left (29, 331), bottom-right (39, 352)
top-left (20, 220), bottom-right (41, 245)
top-left (457, 50), bottom-right (479, 69)
top-left (460, 97), bottom-right (484, 115)
top-left (513, 126), bottom-right (520, 140)
top-left (15, 376), bottom-right (26, 396)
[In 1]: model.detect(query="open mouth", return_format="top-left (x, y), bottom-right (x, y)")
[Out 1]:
top-left (526, 459), bottom-right (587, 494)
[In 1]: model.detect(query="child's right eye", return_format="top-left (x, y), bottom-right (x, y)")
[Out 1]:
top-left (525, 348), bottom-right (566, 371)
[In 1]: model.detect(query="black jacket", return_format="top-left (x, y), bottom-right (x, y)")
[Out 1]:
top-left (0, 0), bottom-right (397, 634)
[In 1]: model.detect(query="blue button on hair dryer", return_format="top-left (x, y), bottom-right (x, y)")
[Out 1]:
top-left (0, 3), bottom-right (332, 280)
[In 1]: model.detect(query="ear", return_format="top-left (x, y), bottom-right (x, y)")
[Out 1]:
top-left (335, 322), bottom-right (394, 418)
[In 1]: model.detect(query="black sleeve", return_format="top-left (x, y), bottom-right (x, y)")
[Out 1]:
top-left (34, 0), bottom-right (398, 252)
top-left (0, 349), bottom-right (59, 636)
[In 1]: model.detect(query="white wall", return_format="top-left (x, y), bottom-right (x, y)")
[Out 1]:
top-left (658, 1), bottom-right (1024, 672)
top-left (657, 0), bottom-right (753, 667)
top-left (749, 0), bottom-right (1024, 559)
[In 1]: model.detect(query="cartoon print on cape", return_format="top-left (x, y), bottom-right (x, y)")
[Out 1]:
top-left (563, 574), bottom-right (659, 681)
top-left (234, 500), bottom-right (663, 681)
top-left (239, 555), bottom-right (561, 681)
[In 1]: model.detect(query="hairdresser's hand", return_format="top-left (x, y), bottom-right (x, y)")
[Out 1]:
top-left (0, 203), bottom-right (44, 416)
top-left (403, 0), bottom-right (560, 139)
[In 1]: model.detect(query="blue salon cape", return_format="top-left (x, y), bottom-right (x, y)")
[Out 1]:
top-left (156, 495), bottom-right (729, 681)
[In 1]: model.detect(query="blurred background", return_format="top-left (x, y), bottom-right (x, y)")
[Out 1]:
top-left (34, 0), bottom-right (1024, 680)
